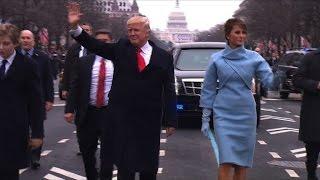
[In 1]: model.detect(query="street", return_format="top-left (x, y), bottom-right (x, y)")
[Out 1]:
top-left (20, 91), bottom-right (311, 180)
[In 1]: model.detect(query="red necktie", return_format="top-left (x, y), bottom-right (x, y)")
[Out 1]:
top-left (136, 48), bottom-right (146, 72)
top-left (96, 58), bottom-right (106, 107)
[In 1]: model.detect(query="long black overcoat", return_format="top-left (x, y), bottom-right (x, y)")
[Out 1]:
top-left (74, 31), bottom-right (177, 172)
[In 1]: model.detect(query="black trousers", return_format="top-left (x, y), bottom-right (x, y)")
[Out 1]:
top-left (0, 169), bottom-right (19, 180)
top-left (77, 106), bottom-right (113, 180)
top-left (305, 142), bottom-right (320, 178)
top-left (117, 167), bottom-right (157, 180)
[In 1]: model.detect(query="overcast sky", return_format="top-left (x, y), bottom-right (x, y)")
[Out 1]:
top-left (136, 0), bottom-right (243, 31)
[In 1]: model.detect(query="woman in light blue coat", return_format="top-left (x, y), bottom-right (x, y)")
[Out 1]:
top-left (200, 18), bottom-right (275, 180)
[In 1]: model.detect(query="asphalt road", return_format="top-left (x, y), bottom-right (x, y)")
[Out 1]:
top-left (20, 92), bottom-right (315, 180)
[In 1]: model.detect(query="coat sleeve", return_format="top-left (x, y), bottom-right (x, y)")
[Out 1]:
top-left (199, 58), bottom-right (218, 109)
top-left (65, 58), bottom-right (80, 114)
top-left (27, 60), bottom-right (44, 138)
top-left (255, 54), bottom-right (275, 89)
top-left (293, 54), bottom-right (319, 93)
top-left (62, 47), bottom-right (75, 91)
top-left (163, 54), bottom-right (177, 128)
top-left (73, 31), bottom-right (116, 61)
top-left (44, 55), bottom-right (54, 102)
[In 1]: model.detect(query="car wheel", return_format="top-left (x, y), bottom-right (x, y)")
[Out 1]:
top-left (280, 92), bottom-right (289, 99)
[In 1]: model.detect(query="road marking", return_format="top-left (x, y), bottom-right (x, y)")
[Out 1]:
top-left (269, 152), bottom-right (281, 159)
top-left (112, 177), bottom-right (117, 180)
top-left (113, 170), bottom-right (118, 175)
top-left (258, 140), bottom-right (267, 145)
top-left (294, 115), bottom-right (300, 118)
top-left (50, 167), bottom-right (86, 180)
top-left (278, 108), bottom-right (283, 110)
top-left (54, 95), bottom-right (59, 98)
top-left (73, 131), bottom-right (76, 134)
top-left (158, 168), bottom-right (163, 174)
top-left (159, 150), bottom-right (165, 156)
top-left (41, 150), bottom-right (52, 156)
top-left (97, 145), bottom-right (101, 149)
top-left (44, 174), bottom-right (65, 180)
top-left (53, 103), bottom-right (65, 107)
top-left (266, 127), bottom-right (299, 134)
top-left (160, 139), bottom-right (167, 143)
top-left (264, 98), bottom-right (282, 101)
top-left (291, 148), bottom-right (306, 158)
top-left (161, 130), bottom-right (166, 134)
top-left (291, 148), bottom-right (306, 153)
top-left (58, 139), bottom-right (69, 143)
top-left (285, 111), bottom-right (291, 114)
top-left (19, 168), bottom-right (28, 174)
top-left (285, 169), bottom-right (299, 178)
top-left (261, 115), bottom-right (295, 122)
top-left (261, 100), bottom-right (266, 104)
top-left (261, 108), bottom-right (277, 112)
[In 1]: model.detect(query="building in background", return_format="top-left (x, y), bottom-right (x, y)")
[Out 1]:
top-left (153, 0), bottom-right (196, 43)
top-left (95, 0), bottom-right (139, 17)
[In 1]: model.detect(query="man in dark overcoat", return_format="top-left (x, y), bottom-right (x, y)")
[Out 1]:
top-left (293, 49), bottom-right (320, 180)
top-left (67, 3), bottom-right (177, 180)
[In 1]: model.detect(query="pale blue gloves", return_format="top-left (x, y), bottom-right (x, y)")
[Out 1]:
top-left (201, 108), bottom-right (212, 138)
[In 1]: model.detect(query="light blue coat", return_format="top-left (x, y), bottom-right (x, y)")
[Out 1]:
top-left (200, 45), bottom-right (274, 167)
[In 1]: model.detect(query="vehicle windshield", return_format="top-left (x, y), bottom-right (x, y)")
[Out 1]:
top-left (176, 48), bottom-right (222, 71)
top-left (278, 53), bottom-right (304, 67)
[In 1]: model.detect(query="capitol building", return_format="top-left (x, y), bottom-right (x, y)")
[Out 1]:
top-left (153, 0), bottom-right (196, 43)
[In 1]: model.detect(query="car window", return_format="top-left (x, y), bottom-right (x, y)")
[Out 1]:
top-left (176, 48), bottom-right (222, 71)
top-left (278, 53), bottom-right (304, 67)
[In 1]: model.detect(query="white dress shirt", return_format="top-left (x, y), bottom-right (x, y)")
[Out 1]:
top-left (0, 50), bottom-right (16, 74)
top-left (89, 55), bottom-right (114, 106)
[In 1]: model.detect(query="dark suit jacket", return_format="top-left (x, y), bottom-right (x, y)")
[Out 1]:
top-left (17, 48), bottom-right (54, 104)
top-left (293, 50), bottom-right (320, 142)
top-left (0, 51), bottom-right (44, 170)
top-left (65, 54), bottom-right (97, 126)
top-left (74, 31), bottom-right (177, 172)
top-left (62, 43), bottom-right (81, 91)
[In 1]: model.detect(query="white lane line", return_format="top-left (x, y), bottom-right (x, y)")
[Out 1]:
top-left (161, 130), bottom-right (166, 134)
top-left (58, 139), bottom-right (69, 143)
top-left (294, 115), bottom-right (300, 118)
top-left (269, 152), bottom-right (281, 159)
top-left (160, 139), bottom-right (167, 143)
top-left (267, 127), bottom-right (299, 134)
top-left (269, 129), bottom-right (299, 134)
top-left (261, 108), bottom-right (277, 112)
top-left (44, 174), bottom-right (65, 180)
top-left (285, 169), bottom-right (299, 178)
top-left (260, 115), bottom-right (295, 122)
top-left (285, 111), bottom-right (291, 114)
top-left (50, 167), bottom-right (86, 180)
top-left (113, 170), bottom-right (118, 175)
top-left (53, 103), bottom-right (65, 107)
top-left (112, 177), bottom-right (117, 180)
top-left (291, 148), bottom-right (306, 153)
top-left (257, 140), bottom-right (267, 145)
top-left (278, 108), bottom-right (283, 110)
top-left (159, 150), bottom-right (166, 157)
top-left (41, 150), bottom-right (52, 157)
top-left (19, 168), bottom-right (28, 174)
top-left (158, 168), bottom-right (163, 174)
top-left (295, 153), bottom-right (306, 158)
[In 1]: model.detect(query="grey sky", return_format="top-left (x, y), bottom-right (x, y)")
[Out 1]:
top-left (136, 0), bottom-right (243, 31)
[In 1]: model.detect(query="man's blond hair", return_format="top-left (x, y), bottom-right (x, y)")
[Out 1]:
top-left (127, 16), bottom-right (150, 31)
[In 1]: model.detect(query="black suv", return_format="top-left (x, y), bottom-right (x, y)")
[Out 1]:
top-left (172, 42), bottom-right (261, 126)
top-left (275, 48), bottom-right (317, 99)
